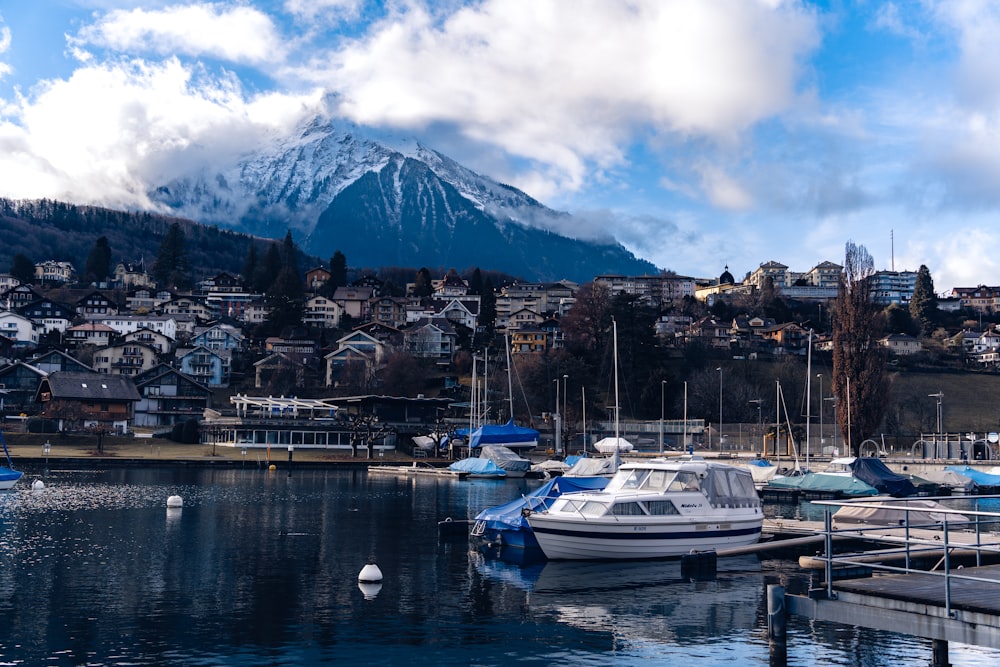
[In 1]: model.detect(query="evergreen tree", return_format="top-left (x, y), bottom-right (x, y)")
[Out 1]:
top-left (413, 267), bottom-right (433, 298)
top-left (257, 242), bottom-right (282, 293)
top-left (151, 223), bottom-right (192, 290)
top-left (832, 241), bottom-right (890, 454)
top-left (264, 232), bottom-right (305, 332)
top-left (468, 268), bottom-right (483, 296)
top-left (10, 253), bottom-right (34, 283)
top-left (479, 276), bottom-right (497, 332)
top-left (84, 236), bottom-right (112, 283)
top-left (241, 241), bottom-right (258, 290)
top-left (329, 251), bottom-right (347, 290)
top-left (909, 264), bottom-right (938, 336)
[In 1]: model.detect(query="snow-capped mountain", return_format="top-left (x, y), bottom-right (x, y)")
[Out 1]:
top-left (150, 117), bottom-right (656, 281)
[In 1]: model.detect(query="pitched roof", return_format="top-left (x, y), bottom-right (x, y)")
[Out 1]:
top-left (37, 371), bottom-right (140, 402)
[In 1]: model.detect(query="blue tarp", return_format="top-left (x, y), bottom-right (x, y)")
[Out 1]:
top-left (946, 466), bottom-right (1000, 488)
top-left (473, 476), bottom-right (609, 548)
top-left (456, 420), bottom-right (540, 450)
top-left (449, 458), bottom-right (506, 476)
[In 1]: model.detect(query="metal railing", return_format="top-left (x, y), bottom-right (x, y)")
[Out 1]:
top-left (811, 496), bottom-right (1000, 616)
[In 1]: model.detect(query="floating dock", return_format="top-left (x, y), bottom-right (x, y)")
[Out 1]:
top-left (367, 462), bottom-right (468, 479)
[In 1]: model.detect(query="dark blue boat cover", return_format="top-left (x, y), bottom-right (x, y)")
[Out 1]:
top-left (851, 457), bottom-right (918, 497)
top-left (456, 420), bottom-right (540, 450)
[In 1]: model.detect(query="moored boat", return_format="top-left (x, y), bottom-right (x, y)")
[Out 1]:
top-left (471, 475), bottom-right (610, 553)
top-left (0, 432), bottom-right (22, 491)
top-left (525, 456), bottom-right (762, 560)
top-left (478, 444), bottom-right (531, 478)
top-left (448, 457), bottom-right (507, 479)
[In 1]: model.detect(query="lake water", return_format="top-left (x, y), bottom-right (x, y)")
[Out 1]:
top-left (2, 465), bottom-right (1000, 666)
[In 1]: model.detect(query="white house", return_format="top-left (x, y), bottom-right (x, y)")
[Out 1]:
top-left (0, 311), bottom-right (40, 346)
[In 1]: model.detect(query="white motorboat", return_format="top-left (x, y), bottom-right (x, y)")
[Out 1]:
top-left (526, 456), bottom-right (762, 560)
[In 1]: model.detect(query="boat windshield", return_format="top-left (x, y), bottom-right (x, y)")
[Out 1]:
top-left (554, 497), bottom-right (609, 517)
top-left (667, 471), bottom-right (702, 492)
top-left (605, 467), bottom-right (673, 493)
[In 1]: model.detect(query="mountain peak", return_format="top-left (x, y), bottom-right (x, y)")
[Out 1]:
top-left (150, 116), bottom-right (656, 281)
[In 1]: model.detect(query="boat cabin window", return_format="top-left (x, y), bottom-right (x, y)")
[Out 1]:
top-left (645, 500), bottom-right (680, 515)
top-left (611, 501), bottom-right (646, 516)
top-left (644, 469), bottom-right (670, 492)
top-left (559, 498), bottom-right (609, 517)
top-left (667, 471), bottom-right (701, 492)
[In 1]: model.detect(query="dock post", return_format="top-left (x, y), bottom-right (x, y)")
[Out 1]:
top-left (767, 584), bottom-right (787, 667)
top-left (287, 445), bottom-right (294, 477)
top-left (931, 639), bottom-right (950, 667)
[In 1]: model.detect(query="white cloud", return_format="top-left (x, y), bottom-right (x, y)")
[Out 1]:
top-left (325, 0), bottom-right (820, 196)
top-left (69, 3), bottom-right (287, 65)
top-left (0, 56), bottom-right (323, 207)
top-left (284, 0), bottom-right (363, 22)
top-left (0, 23), bottom-right (11, 80)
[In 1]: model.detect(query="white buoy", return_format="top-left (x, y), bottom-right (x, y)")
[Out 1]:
top-left (358, 581), bottom-right (382, 600)
top-left (359, 558), bottom-right (383, 583)
top-left (31, 479), bottom-right (45, 491)
top-left (166, 495), bottom-right (183, 508)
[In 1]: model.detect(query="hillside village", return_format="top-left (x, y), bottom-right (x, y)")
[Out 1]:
top-left (1, 238), bottom-right (999, 449)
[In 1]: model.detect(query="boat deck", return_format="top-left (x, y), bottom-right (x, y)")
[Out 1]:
top-left (367, 464), bottom-right (467, 479)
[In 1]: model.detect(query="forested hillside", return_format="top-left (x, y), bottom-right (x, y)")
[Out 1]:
top-left (0, 198), bottom-right (275, 280)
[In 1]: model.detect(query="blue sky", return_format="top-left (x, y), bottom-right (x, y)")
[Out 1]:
top-left (1, 1), bottom-right (999, 292)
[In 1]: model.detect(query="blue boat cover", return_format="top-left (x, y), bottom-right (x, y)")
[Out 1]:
top-left (473, 476), bottom-right (609, 532)
top-left (850, 458), bottom-right (918, 497)
top-left (449, 458), bottom-right (506, 476)
top-left (946, 466), bottom-right (1000, 488)
top-left (456, 420), bottom-right (540, 450)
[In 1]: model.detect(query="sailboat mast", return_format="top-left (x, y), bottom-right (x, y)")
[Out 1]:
top-left (805, 329), bottom-right (812, 470)
top-left (775, 380), bottom-right (781, 467)
top-left (505, 333), bottom-right (515, 422)
top-left (613, 319), bottom-right (620, 443)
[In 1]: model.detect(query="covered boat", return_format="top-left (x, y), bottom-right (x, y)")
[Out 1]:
top-left (449, 458), bottom-right (506, 478)
top-left (471, 475), bottom-right (610, 551)
top-left (526, 456), bottom-right (762, 560)
top-left (850, 458), bottom-right (918, 497)
top-left (593, 436), bottom-right (634, 454)
top-left (832, 498), bottom-right (968, 527)
top-left (563, 452), bottom-right (622, 477)
top-left (0, 432), bottom-right (22, 491)
top-left (764, 472), bottom-right (879, 497)
top-left (911, 469), bottom-right (976, 495)
top-left (946, 466), bottom-right (1000, 492)
top-left (478, 445), bottom-right (531, 478)
top-left (458, 420), bottom-right (540, 454)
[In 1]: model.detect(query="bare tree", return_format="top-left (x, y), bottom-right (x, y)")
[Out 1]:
top-left (832, 241), bottom-right (890, 454)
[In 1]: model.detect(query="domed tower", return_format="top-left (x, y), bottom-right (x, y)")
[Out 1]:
top-left (719, 265), bottom-right (735, 286)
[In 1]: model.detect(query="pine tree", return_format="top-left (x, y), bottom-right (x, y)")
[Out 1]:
top-left (84, 236), bottom-right (112, 283)
top-left (329, 251), bottom-right (347, 290)
top-left (10, 253), bottom-right (34, 283)
top-left (413, 267), bottom-right (433, 298)
top-left (832, 241), bottom-right (890, 454)
top-left (468, 268), bottom-right (483, 296)
top-left (909, 264), bottom-right (938, 336)
top-left (151, 223), bottom-right (192, 290)
top-left (264, 231), bottom-right (305, 333)
top-left (241, 242), bottom-right (258, 290)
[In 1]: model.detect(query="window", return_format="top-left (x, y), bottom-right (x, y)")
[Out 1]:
top-left (646, 500), bottom-right (680, 516)
top-left (612, 501), bottom-right (646, 516)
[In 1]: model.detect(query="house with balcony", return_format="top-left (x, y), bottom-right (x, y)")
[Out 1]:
top-left (2, 284), bottom-right (43, 310)
top-left (426, 297), bottom-right (480, 330)
top-left (305, 266), bottom-right (331, 293)
top-left (133, 364), bottom-right (213, 427)
top-left (177, 345), bottom-right (231, 387)
top-left (28, 349), bottom-right (94, 374)
top-left (0, 311), bottom-right (40, 347)
top-left (510, 326), bottom-right (549, 354)
top-left (113, 261), bottom-right (155, 289)
top-left (0, 361), bottom-right (49, 413)
top-left (76, 290), bottom-right (119, 317)
top-left (64, 322), bottom-right (117, 348)
top-left (760, 322), bottom-right (810, 353)
top-left (122, 327), bottom-right (174, 354)
top-left (190, 323), bottom-right (245, 352)
top-left (92, 342), bottom-right (161, 377)
top-left (403, 318), bottom-right (457, 361)
top-left (34, 260), bottom-right (75, 284)
top-left (303, 295), bottom-right (343, 329)
top-left (17, 299), bottom-right (76, 335)
top-left (254, 352), bottom-right (322, 391)
top-left (332, 286), bottom-right (376, 320)
top-left (324, 330), bottom-right (390, 388)
top-left (96, 314), bottom-right (178, 340)
top-left (160, 296), bottom-right (212, 321)
top-left (34, 371), bottom-right (141, 434)
top-left (369, 296), bottom-right (410, 329)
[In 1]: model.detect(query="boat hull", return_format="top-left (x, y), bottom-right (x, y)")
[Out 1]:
top-left (0, 468), bottom-right (23, 490)
top-left (527, 513), bottom-right (762, 560)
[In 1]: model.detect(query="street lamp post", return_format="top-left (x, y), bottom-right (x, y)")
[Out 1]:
top-left (717, 367), bottom-right (723, 454)
top-left (748, 399), bottom-right (762, 456)
top-left (659, 380), bottom-right (666, 453)
top-left (816, 373), bottom-right (824, 451)
top-left (824, 396), bottom-right (837, 455)
top-left (929, 391), bottom-right (943, 440)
